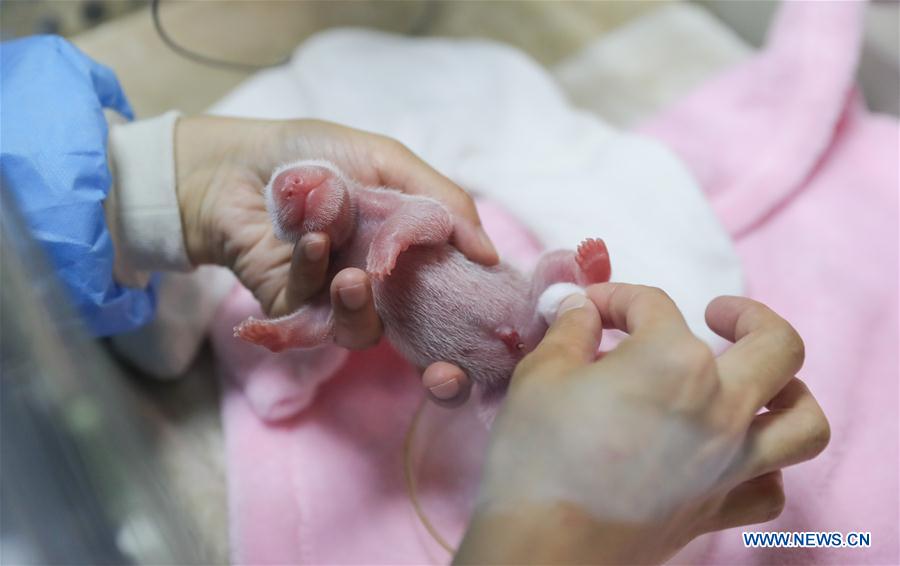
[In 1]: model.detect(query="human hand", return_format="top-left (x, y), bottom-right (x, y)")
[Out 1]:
top-left (174, 115), bottom-right (495, 395)
top-left (456, 284), bottom-right (829, 565)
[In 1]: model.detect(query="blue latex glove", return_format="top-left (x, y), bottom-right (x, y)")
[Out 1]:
top-left (1, 36), bottom-right (158, 336)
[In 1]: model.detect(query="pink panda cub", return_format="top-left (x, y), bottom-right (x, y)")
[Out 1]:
top-left (235, 160), bottom-right (611, 401)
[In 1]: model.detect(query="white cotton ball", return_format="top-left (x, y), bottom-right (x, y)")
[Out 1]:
top-left (537, 283), bottom-right (586, 325)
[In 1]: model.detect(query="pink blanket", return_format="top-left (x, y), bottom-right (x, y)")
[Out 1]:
top-left (643, 1), bottom-right (899, 563)
top-left (211, 200), bottom-right (543, 564)
top-left (211, 1), bottom-right (898, 563)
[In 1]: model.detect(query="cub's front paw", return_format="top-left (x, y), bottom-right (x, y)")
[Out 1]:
top-left (365, 245), bottom-right (402, 280)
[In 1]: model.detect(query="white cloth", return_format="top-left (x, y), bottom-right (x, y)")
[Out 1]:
top-left (107, 111), bottom-right (192, 278)
top-left (211, 29), bottom-right (743, 346)
top-left (553, 2), bottom-right (751, 128)
top-left (105, 111), bottom-right (236, 378)
top-left (110, 266), bottom-right (236, 378)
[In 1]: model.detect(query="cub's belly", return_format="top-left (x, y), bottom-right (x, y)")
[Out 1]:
top-left (373, 246), bottom-right (531, 390)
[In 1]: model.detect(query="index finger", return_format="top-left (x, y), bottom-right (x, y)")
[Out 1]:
top-left (584, 283), bottom-right (692, 338)
top-left (370, 139), bottom-right (499, 266)
top-left (512, 293), bottom-right (602, 388)
top-left (284, 232), bottom-right (330, 306)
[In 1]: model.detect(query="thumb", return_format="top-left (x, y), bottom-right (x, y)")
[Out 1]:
top-left (514, 293), bottom-right (602, 385)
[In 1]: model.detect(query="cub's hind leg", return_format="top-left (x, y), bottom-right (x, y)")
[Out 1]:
top-left (235, 300), bottom-right (333, 352)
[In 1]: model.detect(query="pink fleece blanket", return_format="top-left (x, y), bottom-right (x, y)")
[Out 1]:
top-left (211, 200), bottom-right (543, 564)
top-left (211, 1), bottom-right (899, 563)
top-left (643, 1), bottom-right (899, 563)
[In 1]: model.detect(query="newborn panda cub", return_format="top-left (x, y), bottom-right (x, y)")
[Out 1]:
top-left (236, 160), bottom-right (611, 401)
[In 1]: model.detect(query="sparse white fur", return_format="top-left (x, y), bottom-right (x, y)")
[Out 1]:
top-left (241, 160), bottom-right (611, 402)
top-left (537, 283), bottom-right (586, 325)
top-left (264, 159), bottom-right (354, 242)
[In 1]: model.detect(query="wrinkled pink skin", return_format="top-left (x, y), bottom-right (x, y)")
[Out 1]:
top-left (236, 161), bottom-right (611, 400)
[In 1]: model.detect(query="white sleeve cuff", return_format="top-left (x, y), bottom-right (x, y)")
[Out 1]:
top-left (107, 111), bottom-right (193, 282)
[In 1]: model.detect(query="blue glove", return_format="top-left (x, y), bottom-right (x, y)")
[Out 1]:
top-left (1, 36), bottom-right (158, 336)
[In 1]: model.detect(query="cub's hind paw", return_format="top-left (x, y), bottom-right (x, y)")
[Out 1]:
top-left (235, 318), bottom-right (287, 352)
top-left (576, 238), bottom-right (611, 284)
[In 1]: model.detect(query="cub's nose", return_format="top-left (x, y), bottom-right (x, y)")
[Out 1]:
top-left (269, 166), bottom-right (332, 235)
top-left (272, 167), bottom-right (329, 210)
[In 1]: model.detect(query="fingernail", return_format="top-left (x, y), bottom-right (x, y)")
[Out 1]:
top-left (477, 227), bottom-right (499, 259)
top-left (429, 378), bottom-right (460, 400)
top-left (338, 282), bottom-right (367, 311)
top-left (558, 293), bottom-right (588, 316)
top-left (304, 237), bottom-right (326, 262)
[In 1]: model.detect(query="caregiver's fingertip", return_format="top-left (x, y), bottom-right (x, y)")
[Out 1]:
top-left (303, 233), bottom-right (327, 262)
top-left (428, 377), bottom-right (461, 400)
top-left (422, 362), bottom-right (472, 406)
top-left (331, 269), bottom-right (383, 350)
top-left (338, 282), bottom-right (367, 311)
top-left (476, 226), bottom-right (499, 264)
top-left (522, 292), bottom-right (601, 373)
top-left (557, 293), bottom-right (589, 317)
top-left (286, 233), bottom-right (331, 310)
top-left (452, 216), bottom-right (498, 265)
